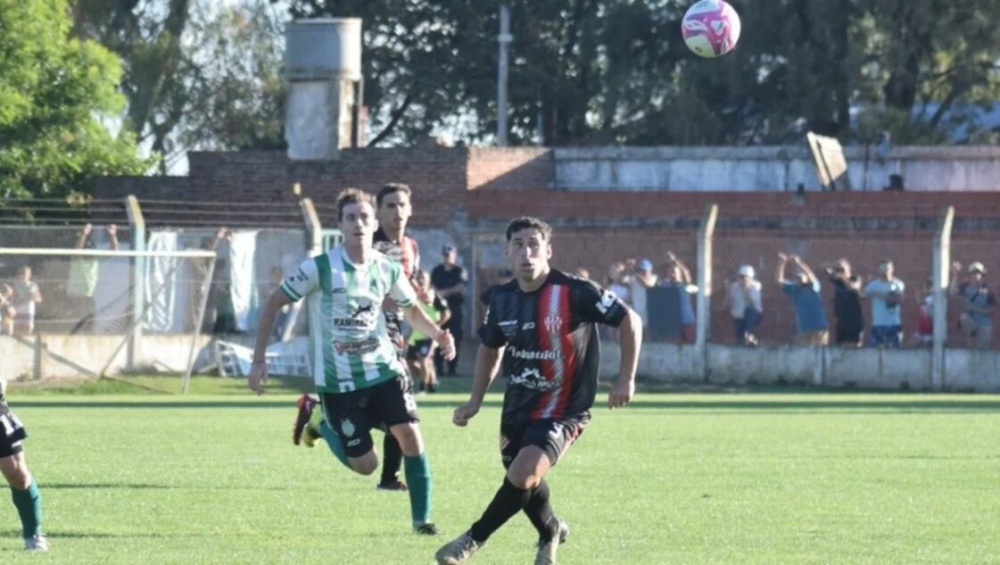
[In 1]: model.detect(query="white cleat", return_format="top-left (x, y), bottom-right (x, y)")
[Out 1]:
top-left (434, 530), bottom-right (481, 565)
top-left (24, 535), bottom-right (49, 551)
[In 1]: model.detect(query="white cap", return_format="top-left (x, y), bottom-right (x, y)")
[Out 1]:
top-left (738, 265), bottom-right (755, 278)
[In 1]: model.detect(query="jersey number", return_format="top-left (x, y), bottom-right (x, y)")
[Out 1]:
top-left (0, 412), bottom-right (23, 437)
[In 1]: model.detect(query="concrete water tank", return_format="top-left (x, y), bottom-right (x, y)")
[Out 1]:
top-left (284, 18), bottom-right (363, 160)
top-left (285, 18), bottom-right (362, 81)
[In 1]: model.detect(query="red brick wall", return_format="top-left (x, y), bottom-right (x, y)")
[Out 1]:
top-left (466, 148), bottom-right (552, 191)
top-left (93, 148), bottom-right (1000, 345)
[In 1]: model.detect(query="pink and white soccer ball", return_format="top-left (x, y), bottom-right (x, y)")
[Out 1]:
top-left (681, 0), bottom-right (742, 58)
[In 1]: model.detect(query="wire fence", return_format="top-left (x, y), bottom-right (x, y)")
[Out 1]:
top-left (471, 211), bottom-right (1000, 351)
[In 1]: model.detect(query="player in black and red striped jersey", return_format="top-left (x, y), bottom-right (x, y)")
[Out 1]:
top-left (435, 217), bottom-right (642, 565)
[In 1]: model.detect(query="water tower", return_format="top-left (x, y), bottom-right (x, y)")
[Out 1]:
top-left (284, 18), bottom-right (364, 160)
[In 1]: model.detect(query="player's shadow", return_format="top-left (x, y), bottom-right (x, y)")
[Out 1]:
top-left (42, 482), bottom-right (174, 490)
top-left (13, 400), bottom-right (297, 409)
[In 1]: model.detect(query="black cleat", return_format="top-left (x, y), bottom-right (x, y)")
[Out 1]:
top-left (415, 522), bottom-right (442, 536)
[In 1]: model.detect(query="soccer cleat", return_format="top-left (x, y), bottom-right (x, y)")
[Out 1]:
top-left (292, 394), bottom-right (320, 447)
top-left (534, 519), bottom-right (569, 565)
top-left (24, 535), bottom-right (48, 552)
top-left (376, 478), bottom-right (408, 492)
top-left (415, 522), bottom-right (441, 536)
top-left (434, 531), bottom-right (481, 565)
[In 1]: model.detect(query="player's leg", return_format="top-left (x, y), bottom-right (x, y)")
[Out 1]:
top-left (320, 392), bottom-right (379, 475)
top-left (0, 402), bottom-right (46, 552)
top-left (379, 376), bottom-right (436, 533)
top-left (1, 452), bottom-right (46, 551)
top-left (377, 433), bottom-right (407, 491)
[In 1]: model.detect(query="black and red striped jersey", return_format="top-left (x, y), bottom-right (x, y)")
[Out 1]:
top-left (372, 228), bottom-right (420, 279)
top-left (480, 269), bottom-right (628, 423)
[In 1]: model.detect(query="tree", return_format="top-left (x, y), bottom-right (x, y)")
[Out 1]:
top-left (0, 0), bottom-right (151, 203)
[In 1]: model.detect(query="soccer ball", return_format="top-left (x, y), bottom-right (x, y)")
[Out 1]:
top-left (681, 0), bottom-right (742, 58)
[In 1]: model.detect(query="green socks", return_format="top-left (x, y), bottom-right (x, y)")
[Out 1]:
top-left (11, 479), bottom-right (42, 538)
top-left (404, 452), bottom-right (433, 528)
top-left (318, 420), bottom-right (351, 469)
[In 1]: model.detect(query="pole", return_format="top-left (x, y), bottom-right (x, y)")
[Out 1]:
top-left (931, 206), bottom-right (954, 391)
top-left (695, 204), bottom-right (719, 382)
top-left (497, 4), bottom-right (512, 146)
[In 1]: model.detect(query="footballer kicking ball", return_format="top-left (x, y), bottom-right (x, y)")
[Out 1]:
top-left (681, 0), bottom-right (742, 58)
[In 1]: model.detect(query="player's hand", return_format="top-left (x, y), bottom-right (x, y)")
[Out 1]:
top-left (248, 361), bottom-right (268, 395)
top-left (608, 378), bottom-right (635, 410)
top-left (452, 401), bottom-right (480, 427)
top-left (437, 330), bottom-right (456, 361)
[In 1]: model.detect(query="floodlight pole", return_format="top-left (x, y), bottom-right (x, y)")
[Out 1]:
top-left (496, 4), bottom-right (512, 146)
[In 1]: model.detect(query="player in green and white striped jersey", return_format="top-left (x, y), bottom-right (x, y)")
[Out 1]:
top-left (249, 188), bottom-right (455, 535)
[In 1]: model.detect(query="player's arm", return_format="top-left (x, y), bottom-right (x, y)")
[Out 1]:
top-left (403, 304), bottom-right (453, 356)
top-left (248, 261), bottom-right (316, 394)
top-left (453, 294), bottom-right (508, 426)
top-left (392, 263), bottom-right (455, 358)
top-left (577, 280), bottom-right (640, 409)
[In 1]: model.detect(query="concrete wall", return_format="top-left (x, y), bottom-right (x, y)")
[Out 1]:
top-left (553, 146), bottom-right (1000, 192)
top-left (599, 342), bottom-right (1000, 392)
top-left (0, 334), bottom-right (215, 380)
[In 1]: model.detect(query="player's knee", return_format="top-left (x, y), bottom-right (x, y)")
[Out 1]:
top-left (349, 455), bottom-right (379, 476)
top-left (390, 423), bottom-right (423, 456)
top-left (505, 470), bottom-right (541, 491)
top-left (0, 460), bottom-right (31, 490)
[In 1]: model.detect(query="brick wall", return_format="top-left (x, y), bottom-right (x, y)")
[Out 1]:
top-left (92, 147), bottom-right (1000, 345)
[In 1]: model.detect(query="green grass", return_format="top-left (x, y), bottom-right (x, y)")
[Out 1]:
top-left (3, 377), bottom-right (999, 564)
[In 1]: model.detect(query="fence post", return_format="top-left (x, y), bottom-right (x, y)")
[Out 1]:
top-left (299, 196), bottom-right (323, 255)
top-left (932, 205), bottom-right (954, 391)
top-left (125, 195), bottom-right (146, 372)
top-left (695, 204), bottom-right (719, 381)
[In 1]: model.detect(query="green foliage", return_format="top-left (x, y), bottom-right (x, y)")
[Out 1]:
top-left (0, 0), bottom-right (150, 202)
top-left (284, 0), bottom-right (1000, 147)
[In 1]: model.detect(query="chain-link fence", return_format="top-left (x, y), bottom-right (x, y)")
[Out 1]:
top-left (470, 207), bottom-right (1000, 352)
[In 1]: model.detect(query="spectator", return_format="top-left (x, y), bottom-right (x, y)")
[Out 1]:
top-left (0, 283), bottom-right (16, 336)
top-left (728, 265), bottom-right (762, 346)
top-left (574, 267), bottom-right (591, 280)
top-left (208, 228), bottom-right (238, 335)
top-left (67, 223), bottom-right (119, 334)
top-left (479, 269), bottom-right (513, 310)
top-left (11, 266), bottom-right (41, 336)
top-left (863, 259), bottom-right (905, 348)
top-left (826, 258), bottom-right (864, 347)
top-left (776, 254), bottom-right (829, 345)
top-left (912, 278), bottom-right (934, 348)
top-left (606, 262), bottom-right (631, 306)
top-left (408, 269), bottom-right (450, 393)
top-left (628, 258), bottom-right (658, 331)
top-left (260, 266), bottom-right (291, 342)
top-left (950, 261), bottom-right (996, 349)
top-left (431, 244), bottom-right (468, 376)
top-left (659, 252), bottom-right (697, 343)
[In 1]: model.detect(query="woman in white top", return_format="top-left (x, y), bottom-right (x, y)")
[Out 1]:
top-left (728, 265), bottom-right (763, 345)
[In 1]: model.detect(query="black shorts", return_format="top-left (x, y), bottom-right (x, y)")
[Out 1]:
top-left (319, 375), bottom-right (419, 458)
top-left (499, 415), bottom-right (589, 468)
top-left (0, 397), bottom-right (28, 459)
top-left (406, 339), bottom-right (434, 361)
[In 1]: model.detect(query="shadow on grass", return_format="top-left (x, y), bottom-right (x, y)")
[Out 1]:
top-left (42, 483), bottom-right (174, 490)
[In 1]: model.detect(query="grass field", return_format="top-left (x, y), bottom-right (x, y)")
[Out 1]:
top-left (2, 376), bottom-right (999, 564)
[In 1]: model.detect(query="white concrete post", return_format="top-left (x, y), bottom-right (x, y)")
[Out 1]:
top-left (125, 195), bottom-right (145, 371)
top-left (932, 206), bottom-right (954, 390)
top-left (695, 204), bottom-right (719, 381)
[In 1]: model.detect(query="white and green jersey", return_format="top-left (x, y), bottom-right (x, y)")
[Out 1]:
top-left (281, 247), bottom-right (417, 393)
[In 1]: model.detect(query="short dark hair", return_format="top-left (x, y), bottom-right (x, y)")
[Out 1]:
top-left (376, 183), bottom-right (412, 208)
top-left (336, 188), bottom-right (374, 220)
top-left (505, 216), bottom-right (553, 242)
